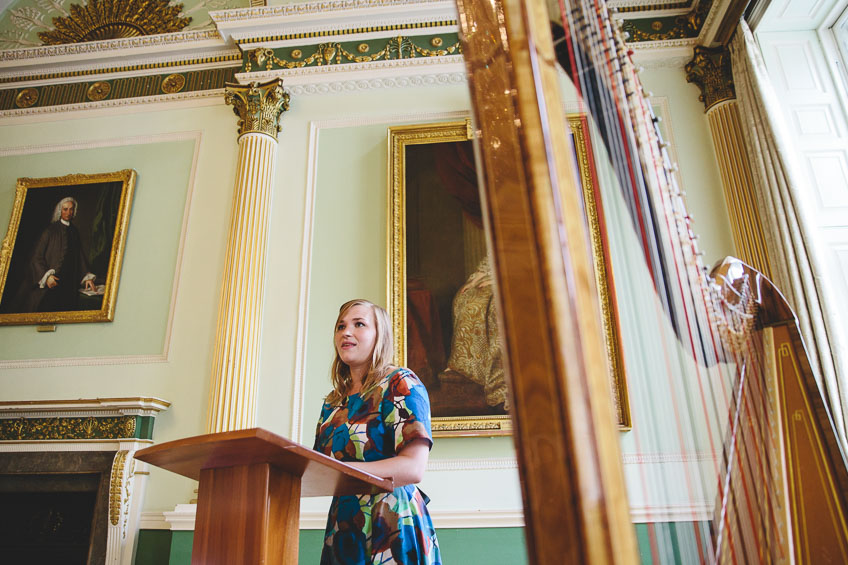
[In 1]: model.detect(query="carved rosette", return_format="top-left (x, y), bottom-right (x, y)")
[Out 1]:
top-left (685, 45), bottom-right (735, 111)
top-left (224, 78), bottom-right (290, 139)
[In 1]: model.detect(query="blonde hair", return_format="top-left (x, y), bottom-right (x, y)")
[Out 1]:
top-left (326, 299), bottom-right (395, 406)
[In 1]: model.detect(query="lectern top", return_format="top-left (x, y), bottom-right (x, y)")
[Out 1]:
top-left (134, 427), bottom-right (393, 497)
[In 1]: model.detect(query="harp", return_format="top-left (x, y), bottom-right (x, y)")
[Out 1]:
top-left (452, 0), bottom-right (848, 563)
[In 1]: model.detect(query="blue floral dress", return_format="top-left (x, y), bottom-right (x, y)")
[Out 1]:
top-left (313, 368), bottom-right (442, 565)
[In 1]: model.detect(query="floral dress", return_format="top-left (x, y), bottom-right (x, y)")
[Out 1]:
top-left (313, 368), bottom-right (442, 565)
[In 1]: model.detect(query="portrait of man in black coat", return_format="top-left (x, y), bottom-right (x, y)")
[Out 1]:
top-left (11, 197), bottom-right (96, 313)
top-left (0, 170), bottom-right (135, 324)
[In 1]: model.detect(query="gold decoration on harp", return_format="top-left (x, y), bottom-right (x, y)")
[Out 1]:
top-left (0, 415), bottom-right (137, 440)
top-left (109, 450), bottom-right (129, 526)
top-left (38, 0), bottom-right (191, 45)
top-left (685, 45), bottom-right (735, 111)
top-left (709, 269), bottom-right (757, 353)
top-left (224, 78), bottom-right (290, 139)
top-left (243, 36), bottom-right (461, 72)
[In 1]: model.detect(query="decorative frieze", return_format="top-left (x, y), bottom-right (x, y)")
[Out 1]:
top-left (0, 66), bottom-right (239, 112)
top-left (243, 33), bottom-right (461, 72)
top-left (620, 0), bottom-right (713, 42)
top-left (0, 415), bottom-right (139, 441)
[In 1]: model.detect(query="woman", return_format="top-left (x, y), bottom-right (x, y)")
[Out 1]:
top-left (313, 299), bottom-right (442, 565)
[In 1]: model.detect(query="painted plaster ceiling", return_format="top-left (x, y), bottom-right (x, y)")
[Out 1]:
top-left (0, 0), bottom-right (720, 51)
top-left (0, 0), bottom-right (247, 49)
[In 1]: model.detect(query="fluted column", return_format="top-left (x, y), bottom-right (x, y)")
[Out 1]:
top-left (686, 46), bottom-right (772, 278)
top-left (207, 78), bottom-right (290, 433)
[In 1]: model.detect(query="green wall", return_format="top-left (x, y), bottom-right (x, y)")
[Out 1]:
top-left (135, 522), bottom-right (706, 564)
top-left (136, 528), bottom-right (529, 565)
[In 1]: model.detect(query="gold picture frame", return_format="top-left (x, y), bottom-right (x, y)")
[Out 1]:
top-left (0, 170), bottom-right (136, 325)
top-left (388, 118), bottom-right (630, 437)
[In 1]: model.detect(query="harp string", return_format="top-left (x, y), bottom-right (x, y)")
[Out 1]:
top-left (554, 0), bottom-right (780, 562)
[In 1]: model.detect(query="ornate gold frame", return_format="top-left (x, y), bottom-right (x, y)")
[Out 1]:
top-left (0, 170), bottom-right (136, 325)
top-left (388, 118), bottom-right (629, 435)
top-left (567, 115), bottom-right (631, 429)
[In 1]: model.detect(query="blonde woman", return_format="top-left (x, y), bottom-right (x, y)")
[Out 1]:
top-left (313, 299), bottom-right (442, 565)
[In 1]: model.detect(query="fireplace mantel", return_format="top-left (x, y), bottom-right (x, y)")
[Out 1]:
top-left (0, 397), bottom-right (170, 564)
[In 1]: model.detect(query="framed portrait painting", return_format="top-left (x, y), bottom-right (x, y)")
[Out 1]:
top-left (0, 170), bottom-right (136, 325)
top-left (388, 118), bottom-right (630, 437)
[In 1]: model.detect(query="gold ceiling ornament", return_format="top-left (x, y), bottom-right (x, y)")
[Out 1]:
top-left (224, 78), bottom-right (290, 139)
top-left (37, 0), bottom-right (191, 45)
top-left (15, 88), bottom-right (38, 108)
top-left (161, 73), bottom-right (186, 93)
top-left (86, 80), bottom-right (111, 101)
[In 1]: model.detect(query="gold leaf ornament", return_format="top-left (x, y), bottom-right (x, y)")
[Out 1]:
top-left (161, 73), bottom-right (186, 94)
top-left (15, 88), bottom-right (38, 108)
top-left (87, 81), bottom-right (111, 101)
top-left (38, 0), bottom-right (191, 45)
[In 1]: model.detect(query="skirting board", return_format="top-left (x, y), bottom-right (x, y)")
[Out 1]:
top-left (141, 505), bottom-right (525, 530)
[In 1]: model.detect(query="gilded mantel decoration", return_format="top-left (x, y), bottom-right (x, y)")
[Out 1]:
top-left (37, 0), bottom-right (191, 45)
top-left (224, 78), bottom-right (290, 139)
top-left (685, 45), bottom-right (735, 111)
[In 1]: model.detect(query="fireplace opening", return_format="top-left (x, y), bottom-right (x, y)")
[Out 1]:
top-left (0, 473), bottom-right (99, 564)
top-left (0, 452), bottom-right (114, 565)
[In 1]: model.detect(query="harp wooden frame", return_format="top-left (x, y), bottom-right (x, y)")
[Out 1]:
top-left (388, 117), bottom-right (630, 435)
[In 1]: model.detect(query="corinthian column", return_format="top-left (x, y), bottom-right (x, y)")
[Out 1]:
top-left (207, 78), bottom-right (290, 433)
top-left (686, 46), bottom-right (772, 278)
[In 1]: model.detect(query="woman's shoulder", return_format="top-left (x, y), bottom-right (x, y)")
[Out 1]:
top-left (383, 366), bottom-right (427, 394)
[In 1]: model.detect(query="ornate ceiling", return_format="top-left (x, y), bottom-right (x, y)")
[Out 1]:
top-left (0, 0), bottom-right (245, 49)
top-left (0, 0), bottom-right (724, 51)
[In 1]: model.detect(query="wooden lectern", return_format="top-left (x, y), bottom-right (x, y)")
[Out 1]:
top-left (135, 427), bottom-right (393, 564)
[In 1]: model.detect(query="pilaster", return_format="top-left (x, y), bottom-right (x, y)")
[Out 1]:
top-left (686, 46), bottom-right (772, 277)
top-left (207, 78), bottom-right (289, 433)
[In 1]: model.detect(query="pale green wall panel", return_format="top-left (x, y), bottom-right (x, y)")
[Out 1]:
top-left (640, 68), bottom-right (736, 264)
top-left (0, 102), bottom-right (241, 511)
top-left (0, 140), bottom-right (194, 358)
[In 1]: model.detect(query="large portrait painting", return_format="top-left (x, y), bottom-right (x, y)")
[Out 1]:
top-left (0, 170), bottom-right (136, 325)
top-left (389, 119), bottom-right (630, 437)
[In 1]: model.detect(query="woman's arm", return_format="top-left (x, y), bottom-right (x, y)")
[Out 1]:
top-left (347, 439), bottom-right (430, 486)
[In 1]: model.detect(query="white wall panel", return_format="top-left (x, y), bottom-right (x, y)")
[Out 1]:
top-left (794, 104), bottom-right (842, 136)
top-left (759, 0), bottom-right (834, 31)
top-left (808, 151), bottom-right (848, 210)
top-left (773, 40), bottom-right (829, 94)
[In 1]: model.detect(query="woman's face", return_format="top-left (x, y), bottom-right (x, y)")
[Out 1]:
top-left (335, 303), bottom-right (378, 377)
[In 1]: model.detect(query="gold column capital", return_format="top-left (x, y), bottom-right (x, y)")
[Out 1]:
top-left (685, 45), bottom-right (735, 112)
top-left (224, 78), bottom-right (290, 140)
